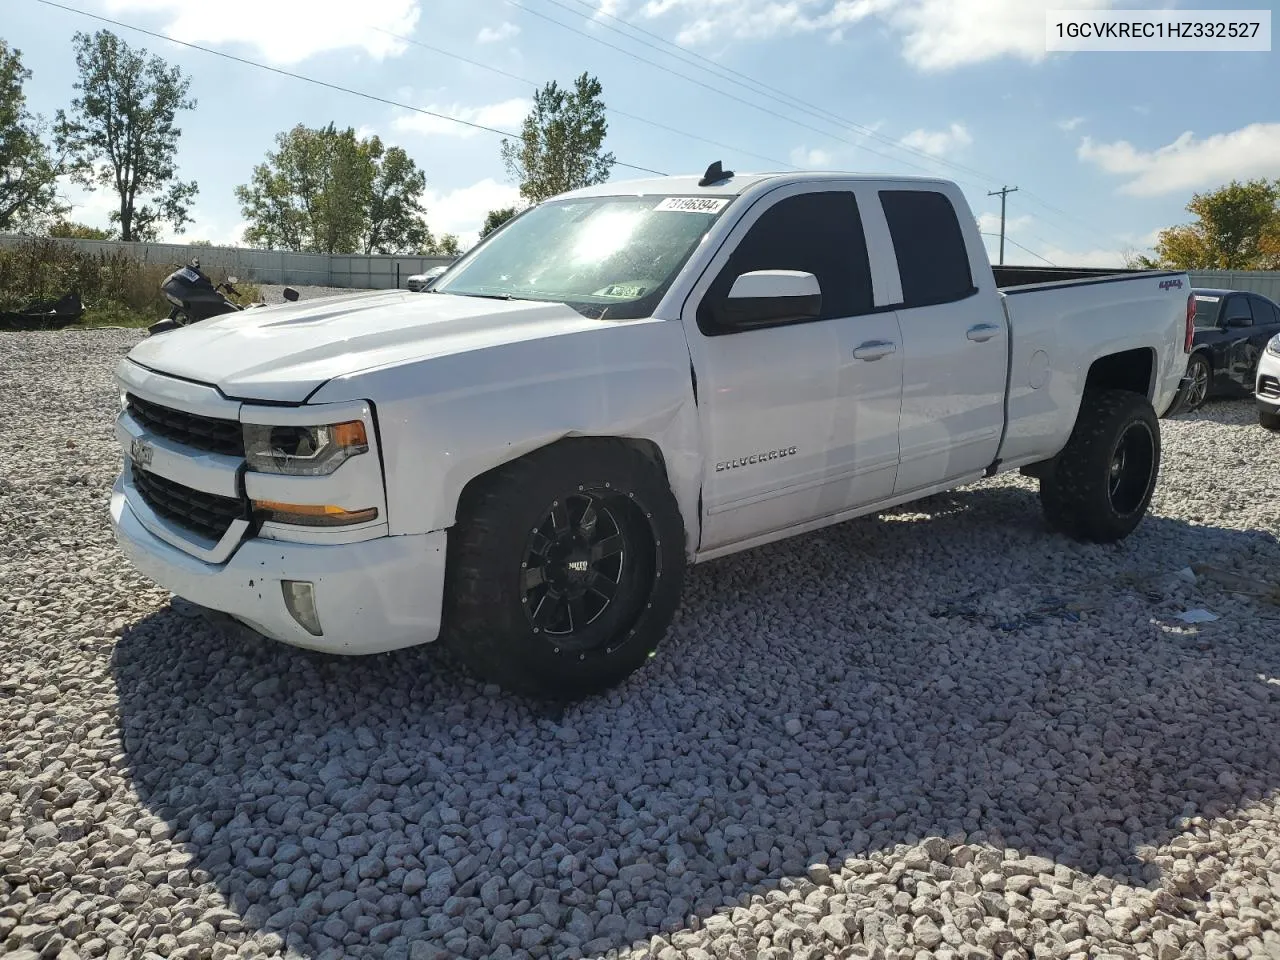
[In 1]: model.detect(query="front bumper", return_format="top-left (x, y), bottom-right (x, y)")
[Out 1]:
top-left (110, 477), bottom-right (447, 654)
top-left (1257, 351), bottom-right (1280, 415)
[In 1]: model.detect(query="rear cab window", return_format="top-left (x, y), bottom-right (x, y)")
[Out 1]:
top-left (878, 189), bottom-right (976, 308)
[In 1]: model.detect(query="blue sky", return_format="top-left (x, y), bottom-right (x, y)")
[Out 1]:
top-left (6, 0), bottom-right (1278, 263)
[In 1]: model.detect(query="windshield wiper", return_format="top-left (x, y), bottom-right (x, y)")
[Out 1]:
top-left (450, 291), bottom-right (518, 301)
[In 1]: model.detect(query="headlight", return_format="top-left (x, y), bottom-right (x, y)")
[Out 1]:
top-left (1268, 334), bottom-right (1280, 357)
top-left (165, 293), bottom-right (182, 306)
top-left (243, 420), bottom-right (368, 476)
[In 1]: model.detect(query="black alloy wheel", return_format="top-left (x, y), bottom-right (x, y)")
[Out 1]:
top-left (521, 492), bottom-right (639, 647)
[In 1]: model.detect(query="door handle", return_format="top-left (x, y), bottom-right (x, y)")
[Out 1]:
top-left (966, 323), bottom-right (1001, 343)
top-left (852, 339), bottom-right (897, 361)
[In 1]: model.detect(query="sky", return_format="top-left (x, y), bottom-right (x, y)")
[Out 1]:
top-left (5, 0), bottom-right (1278, 264)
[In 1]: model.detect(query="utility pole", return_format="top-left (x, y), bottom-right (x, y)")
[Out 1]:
top-left (987, 185), bottom-right (1019, 265)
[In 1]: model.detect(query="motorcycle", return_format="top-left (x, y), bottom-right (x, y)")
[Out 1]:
top-left (147, 258), bottom-right (299, 336)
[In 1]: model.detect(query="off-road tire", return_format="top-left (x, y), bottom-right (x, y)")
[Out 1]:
top-left (442, 439), bottom-right (686, 700)
top-left (1261, 409), bottom-right (1280, 431)
top-left (1038, 389), bottom-right (1160, 543)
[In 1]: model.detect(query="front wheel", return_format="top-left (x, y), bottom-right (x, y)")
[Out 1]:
top-left (1261, 409), bottom-right (1280, 431)
top-left (1039, 389), bottom-right (1161, 543)
top-left (442, 439), bottom-right (686, 700)
top-left (1179, 353), bottom-right (1211, 413)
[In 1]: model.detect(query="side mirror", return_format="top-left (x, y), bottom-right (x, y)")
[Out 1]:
top-left (714, 270), bottom-right (821, 329)
top-left (282, 287), bottom-right (300, 302)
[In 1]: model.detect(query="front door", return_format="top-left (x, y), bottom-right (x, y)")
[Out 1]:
top-left (682, 184), bottom-right (904, 552)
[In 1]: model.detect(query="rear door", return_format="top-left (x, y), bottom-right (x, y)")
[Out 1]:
top-left (682, 184), bottom-right (903, 551)
top-left (878, 187), bottom-right (1008, 495)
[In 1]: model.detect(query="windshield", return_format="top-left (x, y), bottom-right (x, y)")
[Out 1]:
top-left (432, 194), bottom-right (734, 319)
top-left (1192, 294), bottom-right (1222, 328)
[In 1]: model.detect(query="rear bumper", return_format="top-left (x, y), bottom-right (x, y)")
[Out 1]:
top-left (110, 477), bottom-right (447, 654)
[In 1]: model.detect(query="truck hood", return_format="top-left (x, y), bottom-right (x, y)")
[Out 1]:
top-left (126, 290), bottom-right (607, 403)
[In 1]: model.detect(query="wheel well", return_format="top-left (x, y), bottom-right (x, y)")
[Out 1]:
top-left (455, 436), bottom-right (671, 515)
top-left (1085, 348), bottom-right (1155, 400)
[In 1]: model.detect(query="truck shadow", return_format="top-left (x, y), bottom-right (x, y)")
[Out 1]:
top-left (110, 482), bottom-right (1280, 959)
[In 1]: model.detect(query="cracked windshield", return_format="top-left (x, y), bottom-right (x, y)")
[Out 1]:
top-left (431, 194), bottom-right (732, 318)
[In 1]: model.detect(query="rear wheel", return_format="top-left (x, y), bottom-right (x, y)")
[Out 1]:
top-left (1039, 389), bottom-right (1160, 543)
top-left (1261, 409), bottom-right (1280, 431)
top-left (442, 439), bottom-right (686, 700)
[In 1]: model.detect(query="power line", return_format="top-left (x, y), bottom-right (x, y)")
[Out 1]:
top-left (981, 232), bottom-right (1057, 266)
top-left (503, 0), bottom-right (955, 179)
top-left (535, 0), bottom-right (1121, 251)
top-left (29, 0), bottom-right (668, 176)
top-left (372, 27), bottom-right (797, 170)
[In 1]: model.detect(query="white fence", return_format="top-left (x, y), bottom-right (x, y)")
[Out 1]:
top-left (0, 235), bottom-right (455, 289)
top-left (5, 234), bottom-right (1280, 298)
top-left (1187, 271), bottom-right (1280, 301)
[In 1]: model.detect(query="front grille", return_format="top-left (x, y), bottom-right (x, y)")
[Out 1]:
top-left (126, 394), bottom-right (244, 457)
top-left (131, 465), bottom-right (247, 542)
top-left (1259, 375), bottom-right (1280, 400)
top-left (406, 279), bottom-right (424, 292)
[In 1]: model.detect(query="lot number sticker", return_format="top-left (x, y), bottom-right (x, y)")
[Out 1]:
top-left (655, 197), bottom-right (729, 214)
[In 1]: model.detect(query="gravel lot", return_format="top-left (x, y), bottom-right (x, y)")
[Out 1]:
top-left (3, 328), bottom-right (1280, 960)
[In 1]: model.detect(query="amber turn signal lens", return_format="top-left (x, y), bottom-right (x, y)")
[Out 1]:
top-left (330, 420), bottom-right (368, 448)
top-left (252, 500), bottom-right (379, 527)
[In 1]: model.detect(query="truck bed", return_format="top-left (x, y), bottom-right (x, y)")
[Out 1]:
top-left (993, 265), bottom-right (1156, 289)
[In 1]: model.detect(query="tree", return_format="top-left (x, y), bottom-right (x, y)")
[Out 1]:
top-left (1140, 179), bottom-right (1280, 271)
top-left (424, 233), bottom-right (461, 257)
top-left (54, 30), bottom-right (198, 241)
top-left (0, 40), bottom-right (67, 232)
top-left (236, 123), bottom-right (443, 255)
top-left (480, 205), bottom-right (519, 239)
top-left (48, 220), bottom-right (110, 239)
top-left (364, 138), bottom-right (429, 254)
top-left (500, 73), bottom-right (614, 204)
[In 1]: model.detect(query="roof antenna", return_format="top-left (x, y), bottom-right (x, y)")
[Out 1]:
top-left (698, 160), bottom-right (734, 187)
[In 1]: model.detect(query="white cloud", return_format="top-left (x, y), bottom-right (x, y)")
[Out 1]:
top-left (477, 21), bottom-right (521, 43)
top-left (1078, 123), bottom-right (1280, 197)
top-left (392, 98), bottom-right (530, 138)
top-left (610, 0), bottom-right (1115, 69)
top-left (1057, 116), bottom-right (1085, 132)
top-left (789, 146), bottom-right (835, 168)
top-left (424, 178), bottom-right (522, 246)
top-left (976, 212), bottom-right (1032, 235)
top-left (900, 122), bottom-right (972, 157)
top-left (101, 0), bottom-right (420, 64)
top-left (889, 0), bottom-right (1113, 71)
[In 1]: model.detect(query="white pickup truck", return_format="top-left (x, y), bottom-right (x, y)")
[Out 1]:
top-left (110, 165), bottom-right (1195, 699)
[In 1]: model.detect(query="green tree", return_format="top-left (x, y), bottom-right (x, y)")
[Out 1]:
top-left (364, 137), bottom-right (429, 254)
top-left (1141, 179), bottom-right (1280, 270)
top-left (237, 123), bottom-right (440, 255)
top-left (480, 205), bottom-right (519, 239)
top-left (423, 233), bottom-right (461, 257)
top-left (48, 220), bottom-right (110, 239)
top-left (55, 30), bottom-right (198, 241)
top-left (500, 73), bottom-right (614, 204)
top-left (0, 40), bottom-right (67, 232)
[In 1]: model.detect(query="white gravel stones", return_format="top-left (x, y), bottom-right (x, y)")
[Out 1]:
top-left (3, 330), bottom-right (1280, 960)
